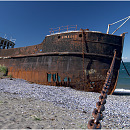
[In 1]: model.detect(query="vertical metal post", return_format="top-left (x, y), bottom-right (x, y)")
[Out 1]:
top-left (51, 74), bottom-right (53, 82)
top-left (6, 41), bottom-right (9, 49)
top-left (11, 43), bottom-right (14, 48)
top-left (0, 39), bottom-right (1, 49)
top-left (76, 25), bottom-right (77, 31)
top-left (82, 29), bottom-right (85, 90)
top-left (50, 28), bottom-right (52, 34)
top-left (59, 27), bottom-right (60, 33)
top-left (56, 73), bottom-right (58, 82)
top-left (2, 40), bottom-right (5, 49)
top-left (106, 24), bottom-right (110, 34)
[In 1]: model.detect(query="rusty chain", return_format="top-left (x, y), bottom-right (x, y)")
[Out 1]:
top-left (87, 50), bottom-right (117, 129)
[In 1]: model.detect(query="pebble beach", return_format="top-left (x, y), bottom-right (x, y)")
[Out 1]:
top-left (0, 78), bottom-right (129, 129)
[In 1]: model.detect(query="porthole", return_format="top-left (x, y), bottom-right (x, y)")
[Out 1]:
top-left (58, 36), bottom-right (61, 39)
top-left (79, 34), bottom-right (82, 37)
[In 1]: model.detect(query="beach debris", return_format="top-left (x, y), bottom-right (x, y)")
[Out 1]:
top-left (31, 115), bottom-right (41, 121)
top-left (26, 126), bottom-right (32, 129)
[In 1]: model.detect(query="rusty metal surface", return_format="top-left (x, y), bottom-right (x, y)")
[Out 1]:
top-left (0, 30), bottom-right (124, 94)
top-left (88, 50), bottom-right (117, 129)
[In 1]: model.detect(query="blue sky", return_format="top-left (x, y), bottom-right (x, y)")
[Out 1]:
top-left (0, 1), bottom-right (130, 62)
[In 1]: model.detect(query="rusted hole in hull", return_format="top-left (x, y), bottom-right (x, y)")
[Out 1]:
top-left (47, 73), bottom-right (51, 82)
top-left (68, 77), bottom-right (71, 82)
top-left (52, 74), bottom-right (56, 82)
top-left (58, 75), bottom-right (61, 82)
top-left (64, 77), bottom-right (68, 82)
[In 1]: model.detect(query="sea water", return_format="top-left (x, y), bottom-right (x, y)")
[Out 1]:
top-left (116, 62), bottom-right (130, 91)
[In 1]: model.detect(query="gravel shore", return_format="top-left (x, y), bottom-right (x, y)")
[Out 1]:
top-left (0, 78), bottom-right (130, 129)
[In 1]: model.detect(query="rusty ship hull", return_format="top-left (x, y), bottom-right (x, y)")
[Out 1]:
top-left (0, 30), bottom-right (125, 94)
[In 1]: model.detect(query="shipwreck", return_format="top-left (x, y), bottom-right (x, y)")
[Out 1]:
top-left (0, 16), bottom-right (129, 95)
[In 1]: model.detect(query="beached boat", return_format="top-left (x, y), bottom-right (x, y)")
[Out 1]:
top-left (0, 16), bottom-right (129, 94)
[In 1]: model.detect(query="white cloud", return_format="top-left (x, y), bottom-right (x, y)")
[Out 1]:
top-left (122, 57), bottom-right (128, 60)
top-left (122, 57), bottom-right (130, 62)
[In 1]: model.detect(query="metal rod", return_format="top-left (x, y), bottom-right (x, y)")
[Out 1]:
top-left (122, 60), bottom-right (130, 76)
top-left (110, 16), bottom-right (130, 25)
top-left (106, 16), bottom-right (130, 34)
top-left (106, 24), bottom-right (110, 34)
top-left (82, 29), bottom-right (85, 89)
top-left (112, 17), bottom-right (130, 34)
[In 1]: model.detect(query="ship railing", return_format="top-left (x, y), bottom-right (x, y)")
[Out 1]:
top-left (49, 25), bottom-right (77, 34)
